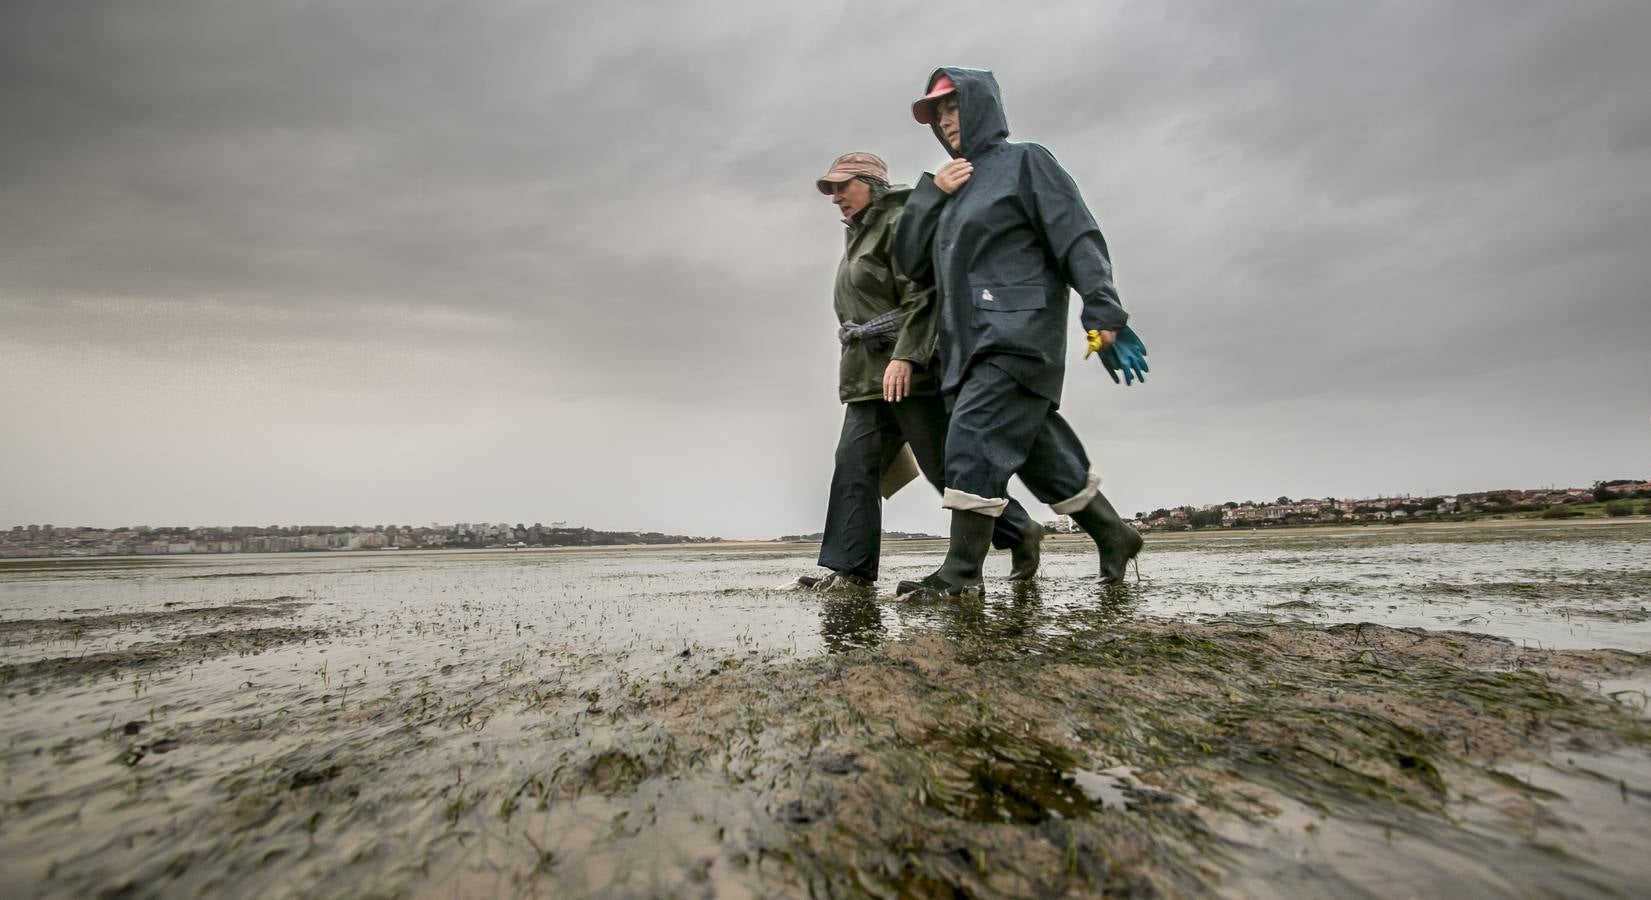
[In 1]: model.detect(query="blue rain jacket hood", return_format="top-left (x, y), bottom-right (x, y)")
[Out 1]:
top-left (927, 67), bottom-right (1010, 160)
top-left (894, 66), bottom-right (1129, 404)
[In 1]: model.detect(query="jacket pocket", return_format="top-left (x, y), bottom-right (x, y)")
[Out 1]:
top-left (971, 283), bottom-right (1046, 312)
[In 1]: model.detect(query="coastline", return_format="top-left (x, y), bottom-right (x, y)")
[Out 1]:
top-left (7, 514), bottom-right (1647, 567)
top-left (1076, 513), bottom-right (1651, 544)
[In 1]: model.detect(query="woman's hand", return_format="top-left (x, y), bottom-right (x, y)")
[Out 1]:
top-left (934, 159), bottom-right (973, 194)
top-left (1083, 329), bottom-right (1117, 359)
top-left (883, 359), bottom-right (915, 402)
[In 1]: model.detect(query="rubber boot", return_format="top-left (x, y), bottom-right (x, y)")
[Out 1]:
top-left (1007, 522), bottom-right (1044, 581)
top-left (896, 510), bottom-right (995, 597)
top-left (1068, 492), bottom-right (1144, 584)
top-left (798, 571), bottom-right (872, 593)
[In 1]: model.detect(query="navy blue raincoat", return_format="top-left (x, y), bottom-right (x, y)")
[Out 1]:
top-left (893, 67), bottom-right (1128, 405)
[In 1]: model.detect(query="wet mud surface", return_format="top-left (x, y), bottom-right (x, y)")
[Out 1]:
top-left (1, 520), bottom-right (1648, 898)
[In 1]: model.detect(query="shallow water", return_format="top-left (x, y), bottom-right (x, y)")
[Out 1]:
top-left (1098, 521), bottom-right (1651, 653)
top-left (1, 520), bottom-right (1647, 897)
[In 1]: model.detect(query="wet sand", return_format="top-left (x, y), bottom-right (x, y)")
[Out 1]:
top-left (1, 521), bottom-right (1647, 897)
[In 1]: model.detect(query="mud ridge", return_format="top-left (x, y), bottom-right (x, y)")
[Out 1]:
top-left (1, 626), bottom-right (330, 688)
top-left (599, 616), bottom-right (1651, 897)
top-left (0, 597), bottom-right (308, 643)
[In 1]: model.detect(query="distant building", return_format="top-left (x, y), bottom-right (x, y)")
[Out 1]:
top-left (1044, 515), bottom-right (1081, 534)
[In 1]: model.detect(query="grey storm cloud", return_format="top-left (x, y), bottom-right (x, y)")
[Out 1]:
top-left (3, 0), bottom-right (1649, 535)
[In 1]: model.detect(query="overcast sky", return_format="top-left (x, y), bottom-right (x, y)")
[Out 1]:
top-left (3, 1), bottom-right (1649, 538)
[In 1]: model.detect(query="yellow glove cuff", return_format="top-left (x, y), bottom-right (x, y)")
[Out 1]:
top-left (1084, 329), bottom-right (1103, 359)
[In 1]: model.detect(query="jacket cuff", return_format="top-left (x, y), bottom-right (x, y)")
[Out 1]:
top-left (891, 336), bottom-right (934, 366)
top-left (912, 173), bottom-right (947, 203)
top-left (1080, 299), bottom-right (1130, 333)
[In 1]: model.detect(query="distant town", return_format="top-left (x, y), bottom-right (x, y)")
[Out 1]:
top-left (3, 480), bottom-right (1647, 560)
top-left (1095, 479), bottom-right (1651, 534)
top-left (0, 522), bottom-right (723, 560)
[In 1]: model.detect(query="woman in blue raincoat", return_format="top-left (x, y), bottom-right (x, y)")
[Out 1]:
top-left (893, 68), bottom-right (1150, 594)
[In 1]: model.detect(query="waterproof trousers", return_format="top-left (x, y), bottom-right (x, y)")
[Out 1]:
top-left (940, 358), bottom-right (1101, 518)
top-left (819, 395), bottom-right (1039, 581)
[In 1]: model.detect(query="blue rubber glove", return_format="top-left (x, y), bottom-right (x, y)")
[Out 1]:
top-left (1098, 326), bottom-right (1148, 385)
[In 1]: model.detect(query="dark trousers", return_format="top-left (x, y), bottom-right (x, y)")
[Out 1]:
top-left (818, 395), bottom-right (1038, 580)
top-left (943, 359), bottom-right (1092, 509)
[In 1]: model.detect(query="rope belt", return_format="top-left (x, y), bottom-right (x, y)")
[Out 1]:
top-left (838, 308), bottom-right (904, 346)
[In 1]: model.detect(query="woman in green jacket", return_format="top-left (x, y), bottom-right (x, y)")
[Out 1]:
top-left (800, 152), bottom-right (1042, 592)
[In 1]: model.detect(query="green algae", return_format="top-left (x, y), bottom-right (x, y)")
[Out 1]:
top-left (607, 609), bottom-right (1651, 898)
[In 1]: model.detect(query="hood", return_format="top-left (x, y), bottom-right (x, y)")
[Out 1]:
top-left (848, 183), bottom-right (913, 227)
top-left (924, 67), bottom-right (1008, 159)
top-left (876, 183), bottom-right (913, 209)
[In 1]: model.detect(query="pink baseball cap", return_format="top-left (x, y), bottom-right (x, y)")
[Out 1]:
top-left (815, 152), bottom-right (889, 194)
top-left (911, 74), bottom-right (957, 125)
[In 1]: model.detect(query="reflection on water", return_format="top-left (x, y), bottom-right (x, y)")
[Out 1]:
top-left (883, 521), bottom-right (1651, 653)
top-left (880, 581), bottom-right (1147, 659)
top-left (818, 595), bottom-right (884, 652)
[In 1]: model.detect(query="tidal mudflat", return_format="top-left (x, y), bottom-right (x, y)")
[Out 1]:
top-left (2, 520), bottom-right (1648, 897)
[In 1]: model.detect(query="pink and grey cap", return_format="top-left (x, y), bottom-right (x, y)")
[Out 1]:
top-left (911, 73), bottom-right (957, 125)
top-left (815, 151), bottom-right (888, 194)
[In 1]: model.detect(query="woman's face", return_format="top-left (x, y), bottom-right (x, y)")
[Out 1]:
top-left (935, 95), bottom-right (962, 152)
top-left (829, 178), bottom-right (872, 220)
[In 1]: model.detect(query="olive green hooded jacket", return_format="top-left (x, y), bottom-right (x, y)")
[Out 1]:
top-left (833, 185), bottom-right (939, 403)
